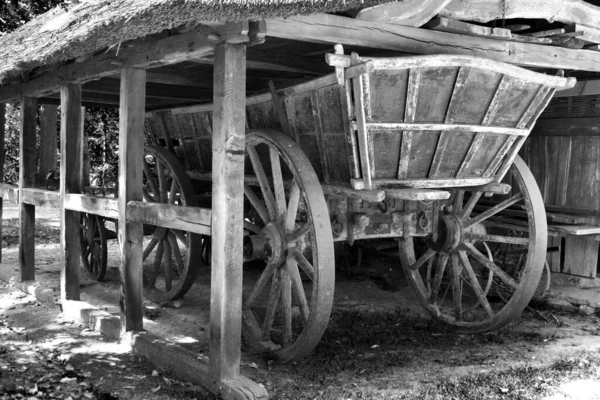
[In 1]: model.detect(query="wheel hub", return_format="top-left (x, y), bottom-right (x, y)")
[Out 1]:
top-left (429, 214), bottom-right (462, 252)
top-left (244, 223), bottom-right (287, 266)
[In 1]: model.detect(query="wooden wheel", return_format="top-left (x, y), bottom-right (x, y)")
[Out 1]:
top-left (241, 129), bottom-right (335, 363)
top-left (400, 156), bottom-right (547, 332)
top-left (142, 145), bottom-right (204, 303)
top-left (79, 213), bottom-right (107, 281)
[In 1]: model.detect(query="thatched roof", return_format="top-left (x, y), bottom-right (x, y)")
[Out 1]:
top-left (0, 0), bottom-right (392, 87)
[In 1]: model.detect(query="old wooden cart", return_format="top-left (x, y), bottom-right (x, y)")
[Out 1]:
top-left (80, 49), bottom-right (575, 362)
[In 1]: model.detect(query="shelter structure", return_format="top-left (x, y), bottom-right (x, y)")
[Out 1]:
top-left (1, 0), bottom-right (600, 398)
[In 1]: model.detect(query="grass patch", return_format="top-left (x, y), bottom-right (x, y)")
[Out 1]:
top-left (1, 218), bottom-right (60, 247)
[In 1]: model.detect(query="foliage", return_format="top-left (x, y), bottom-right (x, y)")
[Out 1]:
top-left (0, 0), bottom-right (65, 35)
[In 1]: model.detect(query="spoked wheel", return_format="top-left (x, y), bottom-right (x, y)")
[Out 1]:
top-left (79, 213), bottom-right (107, 281)
top-left (400, 156), bottom-right (547, 333)
top-left (241, 129), bottom-right (335, 363)
top-left (142, 145), bottom-right (204, 303)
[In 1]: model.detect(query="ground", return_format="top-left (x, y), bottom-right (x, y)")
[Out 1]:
top-left (0, 201), bottom-right (600, 399)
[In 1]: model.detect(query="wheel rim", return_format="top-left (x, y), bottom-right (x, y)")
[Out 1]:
top-left (79, 213), bottom-right (107, 281)
top-left (400, 156), bottom-right (547, 332)
top-left (241, 129), bottom-right (335, 363)
top-left (142, 145), bottom-right (204, 303)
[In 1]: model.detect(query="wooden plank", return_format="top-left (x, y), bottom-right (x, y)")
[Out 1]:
top-left (21, 188), bottom-right (60, 208)
top-left (554, 80), bottom-right (600, 97)
top-left (0, 104), bottom-right (4, 263)
top-left (60, 84), bottom-right (83, 301)
top-left (0, 183), bottom-right (19, 202)
top-left (554, 136), bottom-right (572, 206)
top-left (553, 225), bottom-right (600, 235)
top-left (351, 61), bottom-right (372, 189)
top-left (385, 188), bottom-right (450, 201)
top-left (427, 16), bottom-right (512, 39)
top-left (126, 201), bottom-right (211, 235)
top-left (564, 24), bottom-right (600, 45)
top-left (366, 122), bottom-right (527, 136)
top-left (526, 29), bottom-right (566, 38)
top-left (309, 90), bottom-right (330, 183)
top-left (265, 14), bottom-right (600, 72)
top-left (81, 107), bottom-right (89, 188)
top-left (38, 105), bottom-right (58, 186)
top-left (397, 69), bottom-right (420, 179)
top-left (356, 0), bottom-right (453, 26)
top-left (209, 43), bottom-right (246, 381)
top-left (532, 118), bottom-right (600, 137)
top-left (563, 236), bottom-right (599, 277)
top-left (118, 68), bottom-right (146, 333)
top-left (64, 193), bottom-right (118, 219)
top-left (19, 97), bottom-right (37, 282)
top-left (365, 177), bottom-right (494, 189)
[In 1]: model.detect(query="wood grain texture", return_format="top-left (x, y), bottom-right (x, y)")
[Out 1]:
top-left (356, 0), bottom-right (452, 27)
top-left (563, 236), bottom-right (599, 277)
top-left (209, 43), bottom-right (246, 381)
top-left (118, 68), bottom-right (146, 333)
top-left (19, 97), bottom-right (37, 282)
top-left (60, 84), bottom-right (83, 301)
top-left (38, 105), bottom-right (58, 186)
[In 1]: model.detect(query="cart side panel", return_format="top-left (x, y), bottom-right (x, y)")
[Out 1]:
top-left (174, 113), bottom-right (204, 171)
top-left (413, 67), bottom-right (458, 123)
top-left (191, 111), bottom-right (213, 173)
top-left (368, 69), bottom-right (408, 123)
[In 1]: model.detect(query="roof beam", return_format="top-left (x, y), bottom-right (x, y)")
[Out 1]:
top-left (0, 22), bottom-right (251, 103)
top-left (264, 13), bottom-right (600, 72)
top-left (83, 79), bottom-right (212, 101)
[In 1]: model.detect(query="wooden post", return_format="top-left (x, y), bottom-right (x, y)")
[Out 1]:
top-left (0, 104), bottom-right (4, 263)
top-left (209, 43), bottom-right (246, 380)
top-left (38, 104), bottom-right (58, 186)
top-left (60, 85), bottom-right (83, 300)
top-left (118, 68), bottom-right (145, 333)
top-left (19, 98), bottom-right (37, 282)
top-left (81, 107), bottom-right (90, 188)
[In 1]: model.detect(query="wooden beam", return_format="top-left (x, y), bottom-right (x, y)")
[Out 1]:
top-left (356, 0), bottom-right (453, 27)
top-left (60, 84), bottom-right (83, 301)
top-left (118, 68), bottom-right (146, 334)
top-left (19, 97), bottom-right (37, 282)
top-left (0, 104), bottom-right (4, 263)
top-left (0, 183), bottom-right (19, 203)
top-left (265, 13), bottom-right (600, 72)
top-left (38, 105), bottom-right (58, 187)
top-left (21, 188), bottom-right (60, 208)
top-left (63, 193), bottom-right (118, 219)
top-left (209, 43), bottom-right (246, 381)
top-left (126, 201), bottom-right (211, 235)
top-left (532, 118), bottom-right (600, 137)
top-left (81, 107), bottom-right (89, 188)
top-left (554, 80), bottom-right (600, 98)
top-left (441, 0), bottom-right (600, 27)
top-left (83, 79), bottom-right (212, 101)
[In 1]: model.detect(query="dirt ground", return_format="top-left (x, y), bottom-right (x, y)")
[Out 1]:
top-left (1, 201), bottom-right (600, 399)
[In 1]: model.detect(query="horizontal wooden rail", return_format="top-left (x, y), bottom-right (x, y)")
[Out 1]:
top-left (365, 122), bottom-right (529, 136)
top-left (187, 170), bottom-right (386, 203)
top-left (353, 177), bottom-right (494, 190)
top-left (64, 193), bottom-right (119, 219)
top-left (0, 183), bottom-right (19, 202)
top-left (385, 188), bottom-right (450, 201)
top-left (126, 201), bottom-right (211, 236)
top-left (21, 188), bottom-right (60, 208)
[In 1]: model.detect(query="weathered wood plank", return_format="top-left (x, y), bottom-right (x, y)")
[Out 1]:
top-left (427, 16), bottom-right (512, 39)
top-left (563, 236), bottom-right (599, 277)
top-left (209, 43), bottom-right (246, 381)
top-left (38, 105), bottom-right (58, 187)
top-left (64, 193), bottom-right (118, 219)
top-left (356, 0), bottom-right (453, 26)
top-left (118, 68), bottom-right (146, 333)
top-left (385, 188), bottom-right (450, 200)
top-left (126, 201), bottom-right (211, 235)
top-left (366, 122), bottom-right (528, 136)
top-left (352, 60), bottom-right (372, 189)
top-left (356, 176), bottom-right (494, 189)
top-left (265, 14), bottom-right (600, 72)
top-left (553, 225), bottom-right (600, 235)
top-left (397, 69), bottom-right (419, 180)
top-left (60, 84), bottom-right (83, 301)
top-left (19, 97), bottom-right (37, 282)
top-left (21, 188), bottom-right (60, 208)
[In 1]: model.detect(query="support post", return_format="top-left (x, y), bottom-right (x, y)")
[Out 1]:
top-left (118, 68), bottom-right (145, 333)
top-left (38, 104), bottom-right (58, 187)
top-left (81, 107), bottom-right (90, 188)
top-left (60, 85), bottom-right (83, 300)
top-left (19, 97), bottom-right (37, 281)
top-left (209, 43), bottom-right (247, 381)
top-left (0, 104), bottom-right (4, 263)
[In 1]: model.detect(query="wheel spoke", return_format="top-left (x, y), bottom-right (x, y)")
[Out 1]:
top-left (450, 253), bottom-right (463, 321)
top-left (157, 162), bottom-right (167, 203)
top-left (458, 250), bottom-right (493, 318)
top-left (290, 249), bottom-right (315, 281)
top-left (270, 147), bottom-right (287, 221)
top-left (142, 188), bottom-right (155, 202)
top-left (168, 179), bottom-right (178, 205)
top-left (261, 269), bottom-right (282, 340)
top-left (247, 145), bottom-right (277, 220)
top-left (172, 229), bottom-right (187, 245)
top-left (285, 180), bottom-right (300, 233)
top-left (429, 252), bottom-right (449, 304)
top-left (244, 185), bottom-right (270, 225)
top-left (281, 267), bottom-right (293, 348)
top-left (143, 159), bottom-right (160, 199)
top-left (453, 190), bottom-right (465, 213)
top-left (168, 232), bottom-right (185, 277)
top-left (164, 239), bottom-right (173, 291)
top-left (458, 191), bottom-right (483, 219)
top-left (464, 232), bottom-right (529, 245)
top-left (143, 237), bottom-right (159, 261)
top-left (287, 224), bottom-right (310, 244)
top-left (287, 259), bottom-right (310, 326)
top-left (150, 241), bottom-right (164, 287)
top-left (464, 193), bottom-right (524, 228)
top-left (244, 220), bottom-right (262, 234)
top-left (410, 248), bottom-right (436, 271)
top-left (245, 262), bottom-right (278, 308)
top-left (463, 243), bottom-right (519, 291)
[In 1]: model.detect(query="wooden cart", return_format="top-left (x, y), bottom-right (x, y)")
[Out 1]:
top-left (80, 49), bottom-right (575, 363)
